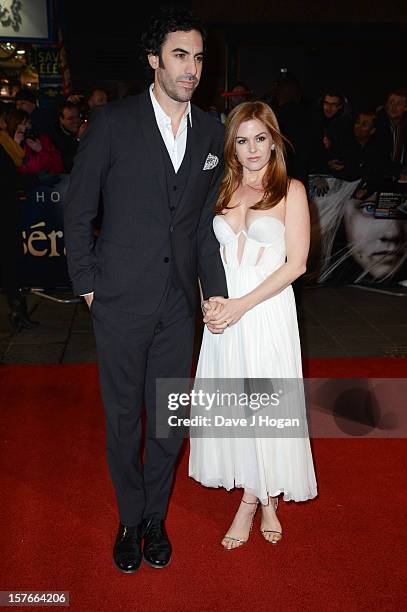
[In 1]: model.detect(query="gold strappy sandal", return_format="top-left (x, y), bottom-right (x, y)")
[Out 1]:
top-left (222, 499), bottom-right (259, 550)
top-left (260, 497), bottom-right (283, 544)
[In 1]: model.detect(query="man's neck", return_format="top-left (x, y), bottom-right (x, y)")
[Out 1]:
top-left (389, 115), bottom-right (402, 127)
top-left (355, 136), bottom-right (370, 147)
top-left (152, 82), bottom-right (189, 136)
top-left (59, 122), bottom-right (74, 137)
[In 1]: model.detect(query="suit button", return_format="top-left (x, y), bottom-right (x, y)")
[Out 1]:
top-left (170, 206), bottom-right (175, 212)
top-left (169, 225), bottom-right (174, 232)
top-left (164, 257), bottom-right (170, 263)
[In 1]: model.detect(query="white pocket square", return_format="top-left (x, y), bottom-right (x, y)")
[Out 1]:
top-left (203, 153), bottom-right (219, 170)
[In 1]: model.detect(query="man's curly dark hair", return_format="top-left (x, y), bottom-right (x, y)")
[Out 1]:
top-left (140, 6), bottom-right (206, 69)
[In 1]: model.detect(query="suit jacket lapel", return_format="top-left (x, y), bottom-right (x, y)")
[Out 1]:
top-left (138, 91), bottom-right (168, 207)
top-left (173, 106), bottom-right (206, 220)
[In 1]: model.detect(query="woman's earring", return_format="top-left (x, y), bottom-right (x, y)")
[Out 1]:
top-left (271, 143), bottom-right (276, 150)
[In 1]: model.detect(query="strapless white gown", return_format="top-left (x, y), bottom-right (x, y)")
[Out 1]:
top-left (188, 215), bottom-right (317, 503)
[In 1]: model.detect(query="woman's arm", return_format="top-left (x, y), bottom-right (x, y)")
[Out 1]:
top-left (205, 180), bottom-right (310, 327)
top-left (18, 134), bottom-right (64, 175)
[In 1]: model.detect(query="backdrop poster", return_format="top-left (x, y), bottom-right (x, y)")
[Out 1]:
top-left (0, 0), bottom-right (50, 40)
top-left (20, 174), bottom-right (70, 288)
top-left (306, 176), bottom-right (407, 287)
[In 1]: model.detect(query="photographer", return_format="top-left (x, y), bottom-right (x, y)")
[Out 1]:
top-left (47, 101), bottom-right (81, 173)
top-left (66, 88), bottom-right (109, 140)
top-left (6, 109), bottom-right (63, 176)
top-left (325, 111), bottom-right (385, 194)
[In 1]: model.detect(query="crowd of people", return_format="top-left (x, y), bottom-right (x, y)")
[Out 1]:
top-left (1, 75), bottom-right (406, 330)
top-left (3, 79), bottom-right (407, 188)
top-left (217, 80), bottom-right (407, 192)
top-left (0, 86), bottom-right (109, 330)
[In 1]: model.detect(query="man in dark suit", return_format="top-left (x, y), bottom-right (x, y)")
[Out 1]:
top-left (64, 7), bottom-right (227, 573)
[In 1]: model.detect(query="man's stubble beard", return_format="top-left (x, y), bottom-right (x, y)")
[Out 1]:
top-left (157, 58), bottom-right (198, 103)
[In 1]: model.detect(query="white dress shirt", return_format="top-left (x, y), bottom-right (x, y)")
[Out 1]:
top-left (149, 84), bottom-right (192, 172)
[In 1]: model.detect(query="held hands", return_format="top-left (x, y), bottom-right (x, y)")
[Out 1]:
top-left (203, 296), bottom-right (250, 333)
top-left (201, 298), bottom-right (225, 334)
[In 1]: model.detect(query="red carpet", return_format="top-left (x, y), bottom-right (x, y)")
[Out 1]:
top-left (0, 360), bottom-right (406, 611)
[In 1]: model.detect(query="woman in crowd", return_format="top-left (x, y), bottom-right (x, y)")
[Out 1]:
top-left (189, 101), bottom-right (317, 550)
top-left (6, 108), bottom-right (63, 176)
top-left (0, 102), bottom-right (38, 330)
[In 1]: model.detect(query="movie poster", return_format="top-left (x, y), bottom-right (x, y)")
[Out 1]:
top-left (306, 175), bottom-right (407, 287)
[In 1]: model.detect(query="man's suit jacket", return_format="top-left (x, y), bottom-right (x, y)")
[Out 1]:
top-left (63, 90), bottom-right (228, 315)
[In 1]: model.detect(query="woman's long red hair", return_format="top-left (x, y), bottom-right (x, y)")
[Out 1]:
top-left (215, 101), bottom-right (290, 214)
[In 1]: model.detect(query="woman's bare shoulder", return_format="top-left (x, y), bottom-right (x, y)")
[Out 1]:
top-left (287, 178), bottom-right (307, 200)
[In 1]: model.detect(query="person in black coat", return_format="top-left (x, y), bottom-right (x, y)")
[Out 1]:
top-left (374, 89), bottom-right (407, 181)
top-left (64, 7), bottom-right (228, 574)
top-left (326, 110), bottom-right (385, 193)
top-left (47, 101), bottom-right (81, 172)
top-left (309, 87), bottom-right (352, 175)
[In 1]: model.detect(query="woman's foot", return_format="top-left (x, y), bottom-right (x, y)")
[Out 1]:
top-left (221, 495), bottom-right (258, 550)
top-left (260, 496), bottom-right (282, 544)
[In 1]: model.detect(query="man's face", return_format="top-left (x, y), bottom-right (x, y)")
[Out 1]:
top-left (16, 99), bottom-right (36, 114)
top-left (354, 114), bottom-right (375, 142)
top-left (88, 89), bottom-right (107, 109)
top-left (385, 94), bottom-right (407, 121)
top-left (322, 95), bottom-right (343, 119)
top-left (148, 29), bottom-right (203, 103)
top-left (60, 107), bottom-right (80, 134)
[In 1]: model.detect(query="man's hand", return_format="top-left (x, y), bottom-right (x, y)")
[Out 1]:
top-left (67, 94), bottom-right (84, 104)
top-left (83, 292), bottom-right (94, 309)
top-left (77, 120), bottom-right (88, 139)
top-left (313, 177), bottom-right (330, 197)
top-left (202, 297), bottom-right (226, 334)
top-left (328, 159), bottom-right (344, 172)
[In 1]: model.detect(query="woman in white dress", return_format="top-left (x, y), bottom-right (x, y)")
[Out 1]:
top-left (189, 101), bottom-right (317, 549)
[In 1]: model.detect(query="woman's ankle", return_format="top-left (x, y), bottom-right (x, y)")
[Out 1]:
top-left (242, 492), bottom-right (258, 504)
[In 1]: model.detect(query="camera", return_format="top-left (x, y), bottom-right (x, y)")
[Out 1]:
top-left (24, 127), bottom-right (39, 141)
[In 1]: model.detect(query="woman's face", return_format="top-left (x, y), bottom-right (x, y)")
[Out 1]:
top-left (234, 118), bottom-right (274, 172)
top-left (15, 118), bottom-right (30, 138)
top-left (344, 199), bottom-right (407, 279)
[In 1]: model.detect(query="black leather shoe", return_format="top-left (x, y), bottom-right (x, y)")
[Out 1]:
top-left (8, 296), bottom-right (39, 332)
top-left (113, 523), bottom-right (142, 574)
top-left (140, 518), bottom-right (172, 568)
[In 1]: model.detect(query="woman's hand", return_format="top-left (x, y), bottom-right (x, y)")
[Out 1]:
top-left (26, 138), bottom-right (42, 153)
top-left (204, 296), bottom-right (251, 328)
top-left (14, 131), bottom-right (24, 145)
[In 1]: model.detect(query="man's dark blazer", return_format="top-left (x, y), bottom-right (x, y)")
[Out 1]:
top-left (63, 90), bottom-right (228, 315)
